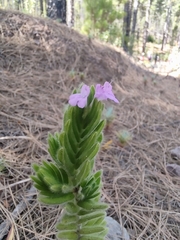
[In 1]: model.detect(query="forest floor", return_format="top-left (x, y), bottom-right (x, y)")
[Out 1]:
top-left (0, 9), bottom-right (180, 240)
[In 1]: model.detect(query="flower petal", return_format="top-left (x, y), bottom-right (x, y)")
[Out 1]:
top-left (94, 84), bottom-right (105, 100)
top-left (95, 82), bottom-right (119, 103)
top-left (77, 98), bottom-right (87, 108)
top-left (69, 94), bottom-right (80, 106)
top-left (69, 85), bottom-right (90, 108)
top-left (80, 85), bottom-right (90, 97)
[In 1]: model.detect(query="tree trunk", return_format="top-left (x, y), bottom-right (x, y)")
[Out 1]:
top-left (123, 0), bottom-right (132, 52)
top-left (142, 0), bottom-right (151, 53)
top-left (67, 0), bottom-right (74, 27)
top-left (79, 0), bottom-right (84, 24)
top-left (71, 0), bottom-right (75, 27)
top-left (76, 0), bottom-right (84, 29)
top-left (39, 0), bottom-right (43, 15)
top-left (15, 0), bottom-right (21, 10)
top-left (131, 0), bottom-right (139, 34)
top-left (129, 0), bottom-right (139, 54)
top-left (161, 2), bottom-right (171, 51)
top-left (47, 0), bottom-right (66, 23)
top-left (56, 0), bottom-right (66, 23)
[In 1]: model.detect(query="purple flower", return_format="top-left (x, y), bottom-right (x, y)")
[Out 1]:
top-left (95, 82), bottom-right (119, 103)
top-left (69, 85), bottom-right (90, 108)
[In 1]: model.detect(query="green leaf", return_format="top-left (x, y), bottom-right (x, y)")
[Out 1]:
top-left (39, 192), bottom-right (74, 205)
top-left (63, 133), bottom-right (76, 164)
top-left (56, 222), bottom-right (77, 231)
top-left (77, 200), bottom-right (108, 211)
top-left (81, 112), bottom-right (102, 138)
top-left (65, 202), bottom-right (80, 215)
top-left (66, 121), bottom-right (79, 152)
top-left (74, 160), bottom-right (93, 186)
top-left (62, 184), bottom-right (74, 194)
top-left (80, 236), bottom-right (105, 240)
top-left (70, 114), bottom-right (81, 142)
top-left (48, 134), bottom-right (60, 161)
top-left (32, 84), bottom-right (109, 240)
top-left (43, 177), bottom-right (59, 186)
top-left (78, 211), bottom-right (105, 224)
top-left (57, 230), bottom-right (78, 239)
top-left (31, 175), bottom-right (42, 186)
top-left (84, 186), bottom-right (101, 200)
top-left (41, 161), bottom-right (64, 184)
top-left (81, 216), bottom-right (106, 227)
top-left (32, 163), bottom-right (40, 172)
top-left (48, 163), bottom-right (64, 183)
top-left (57, 148), bottom-right (74, 172)
top-left (50, 184), bottom-right (63, 193)
top-left (79, 132), bottom-right (98, 150)
top-left (76, 143), bottom-right (99, 167)
top-left (79, 226), bottom-right (105, 235)
top-left (63, 106), bottom-right (72, 126)
top-left (58, 211), bottom-right (77, 224)
top-left (73, 106), bottom-right (83, 132)
top-left (87, 85), bottom-right (95, 106)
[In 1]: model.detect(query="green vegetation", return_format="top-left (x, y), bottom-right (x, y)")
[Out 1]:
top-left (1, 0), bottom-right (180, 55)
top-left (31, 86), bottom-right (108, 240)
top-left (116, 130), bottom-right (132, 147)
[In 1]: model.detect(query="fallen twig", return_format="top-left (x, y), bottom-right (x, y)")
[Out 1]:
top-left (0, 185), bottom-right (36, 240)
top-left (0, 178), bottom-right (31, 191)
top-left (0, 136), bottom-right (31, 140)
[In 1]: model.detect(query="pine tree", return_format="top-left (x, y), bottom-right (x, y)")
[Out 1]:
top-left (82, 0), bottom-right (123, 38)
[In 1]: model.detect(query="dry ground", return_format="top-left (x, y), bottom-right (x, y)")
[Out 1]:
top-left (0, 9), bottom-right (180, 240)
